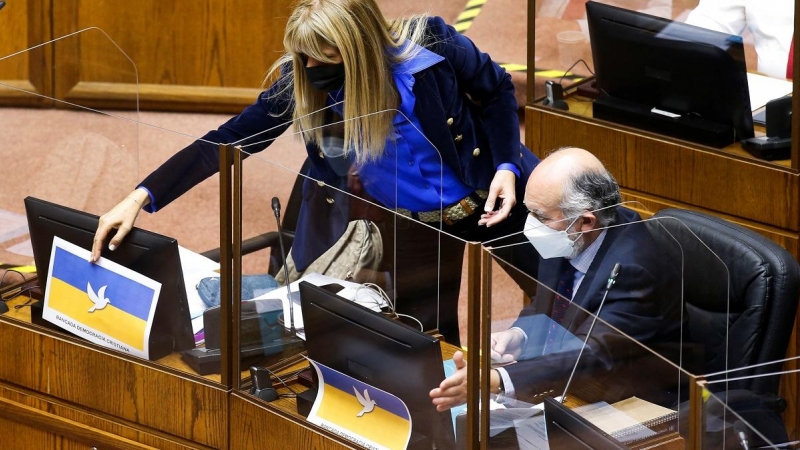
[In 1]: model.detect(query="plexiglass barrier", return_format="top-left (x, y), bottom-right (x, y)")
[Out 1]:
top-left (4, 24), bottom-right (798, 450)
top-left (476, 203), bottom-right (800, 449)
top-left (0, 28), bottom-right (141, 320)
top-left (229, 109), bottom-right (481, 449)
top-left (0, 29), bottom-right (229, 381)
top-left (474, 206), bottom-right (684, 448)
top-left (700, 352), bottom-right (800, 449)
top-left (0, 28), bottom-right (140, 221)
top-left (533, 0), bottom-right (679, 95)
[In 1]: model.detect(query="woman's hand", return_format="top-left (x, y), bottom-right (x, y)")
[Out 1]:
top-left (91, 189), bottom-right (149, 262)
top-left (479, 169), bottom-right (517, 227)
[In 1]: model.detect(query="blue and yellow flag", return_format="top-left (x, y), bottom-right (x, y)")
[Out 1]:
top-left (308, 360), bottom-right (412, 450)
top-left (42, 237), bottom-right (161, 359)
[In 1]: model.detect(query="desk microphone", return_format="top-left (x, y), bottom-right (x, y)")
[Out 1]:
top-left (734, 420), bottom-right (751, 450)
top-left (560, 262), bottom-right (621, 402)
top-left (543, 80), bottom-right (569, 111)
top-left (272, 197), bottom-right (296, 335)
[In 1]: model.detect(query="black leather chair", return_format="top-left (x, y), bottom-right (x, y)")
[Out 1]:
top-left (649, 208), bottom-right (800, 402)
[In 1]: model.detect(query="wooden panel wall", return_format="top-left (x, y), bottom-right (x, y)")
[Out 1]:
top-left (526, 109), bottom-right (800, 238)
top-left (1, 0), bottom-right (291, 112)
top-left (0, 0), bottom-right (53, 106)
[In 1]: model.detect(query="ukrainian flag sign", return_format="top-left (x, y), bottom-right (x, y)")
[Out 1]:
top-left (307, 359), bottom-right (412, 450)
top-left (42, 237), bottom-right (161, 359)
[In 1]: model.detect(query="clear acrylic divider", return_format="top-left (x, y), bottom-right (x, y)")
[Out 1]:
top-left (532, 0), bottom-right (685, 100)
top-left (700, 383), bottom-right (784, 449)
top-left (478, 204), bottom-right (752, 449)
top-left (232, 108), bottom-right (471, 450)
top-left (0, 28), bottom-right (141, 322)
top-left (0, 29), bottom-right (235, 382)
top-left (700, 351), bottom-right (800, 449)
top-left (0, 28), bottom-right (140, 230)
top-left (650, 210), bottom-right (797, 449)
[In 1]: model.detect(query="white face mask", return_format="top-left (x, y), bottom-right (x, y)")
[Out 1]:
top-left (524, 214), bottom-right (582, 259)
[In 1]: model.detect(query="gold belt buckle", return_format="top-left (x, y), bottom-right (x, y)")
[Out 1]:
top-left (442, 212), bottom-right (455, 226)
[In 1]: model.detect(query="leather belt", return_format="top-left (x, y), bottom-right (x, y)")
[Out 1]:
top-left (397, 190), bottom-right (489, 226)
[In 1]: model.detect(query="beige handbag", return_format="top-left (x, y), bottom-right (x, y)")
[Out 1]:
top-left (274, 219), bottom-right (383, 285)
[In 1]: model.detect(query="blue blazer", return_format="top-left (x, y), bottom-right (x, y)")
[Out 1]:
top-left (504, 207), bottom-right (683, 403)
top-left (140, 17), bottom-right (538, 270)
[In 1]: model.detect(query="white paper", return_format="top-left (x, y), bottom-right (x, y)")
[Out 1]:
top-left (307, 358), bottom-right (412, 450)
top-left (178, 245), bottom-right (220, 321)
top-left (747, 72), bottom-right (792, 111)
top-left (191, 316), bottom-right (205, 341)
top-left (250, 272), bottom-right (389, 341)
top-left (42, 237), bottom-right (161, 359)
top-left (573, 401), bottom-right (657, 439)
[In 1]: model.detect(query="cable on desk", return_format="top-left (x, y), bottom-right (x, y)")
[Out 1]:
top-left (355, 282), bottom-right (424, 332)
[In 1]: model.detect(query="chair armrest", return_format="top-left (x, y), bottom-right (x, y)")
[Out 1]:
top-left (757, 392), bottom-right (787, 414)
top-left (201, 231), bottom-right (295, 263)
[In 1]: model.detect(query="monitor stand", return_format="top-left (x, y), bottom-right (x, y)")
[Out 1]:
top-left (181, 301), bottom-right (305, 375)
top-left (181, 333), bottom-right (304, 375)
top-left (593, 95), bottom-right (736, 148)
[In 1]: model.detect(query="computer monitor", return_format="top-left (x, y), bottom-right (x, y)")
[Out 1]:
top-left (299, 281), bottom-right (456, 449)
top-left (586, 1), bottom-right (754, 148)
top-left (24, 196), bottom-right (195, 360)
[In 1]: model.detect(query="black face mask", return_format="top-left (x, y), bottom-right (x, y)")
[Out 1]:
top-left (305, 63), bottom-right (345, 92)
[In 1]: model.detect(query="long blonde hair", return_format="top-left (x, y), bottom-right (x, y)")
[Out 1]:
top-left (264, 0), bottom-right (429, 164)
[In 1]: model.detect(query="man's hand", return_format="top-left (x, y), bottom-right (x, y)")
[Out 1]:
top-left (91, 189), bottom-right (149, 262)
top-left (479, 170), bottom-right (517, 227)
top-left (430, 352), bottom-right (505, 411)
top-left (430, 351), bottom-right (468, 411)
top-left (490, 328), bottom-right (526, 364)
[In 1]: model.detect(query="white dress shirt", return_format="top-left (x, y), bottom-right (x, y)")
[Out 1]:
top-left (537, 0), bottom-right (673, 38)
top-left (686, 0), bottom-right (794, 78)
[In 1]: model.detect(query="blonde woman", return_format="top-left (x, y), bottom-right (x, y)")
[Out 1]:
top-left (93, 0), bottom-right (540, 345)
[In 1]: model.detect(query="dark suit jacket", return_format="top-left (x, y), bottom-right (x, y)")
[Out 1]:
top-left (139, 16), bottom-right (538, 270)
top-left (504, 207), bottom-right (683, 404)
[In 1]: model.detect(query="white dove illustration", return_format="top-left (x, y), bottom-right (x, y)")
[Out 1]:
top-left (87, 281), bottom-right (111, 312)
top-left (353, 386), bottom-right (376, 417)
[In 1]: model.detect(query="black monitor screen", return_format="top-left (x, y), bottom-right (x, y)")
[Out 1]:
top-left (299, 281), bottom-right (455, 448)
top-left (587, 1), bottom-right (754, 148)
top-left (24, 196), bottom-right (194, 360)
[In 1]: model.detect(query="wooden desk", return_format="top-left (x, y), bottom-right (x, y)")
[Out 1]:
top-left (0, 289), bottom-right (698, 450)
top-left (0, 293), bottom-right (232, 449)
top-left (0, 292), bottom-right (460, 450)
top-left (0, 294), bottom-right (358, 450)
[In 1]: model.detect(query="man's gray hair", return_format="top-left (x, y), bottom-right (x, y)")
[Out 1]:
top-left (559, 168), bottom-right (621, 228)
